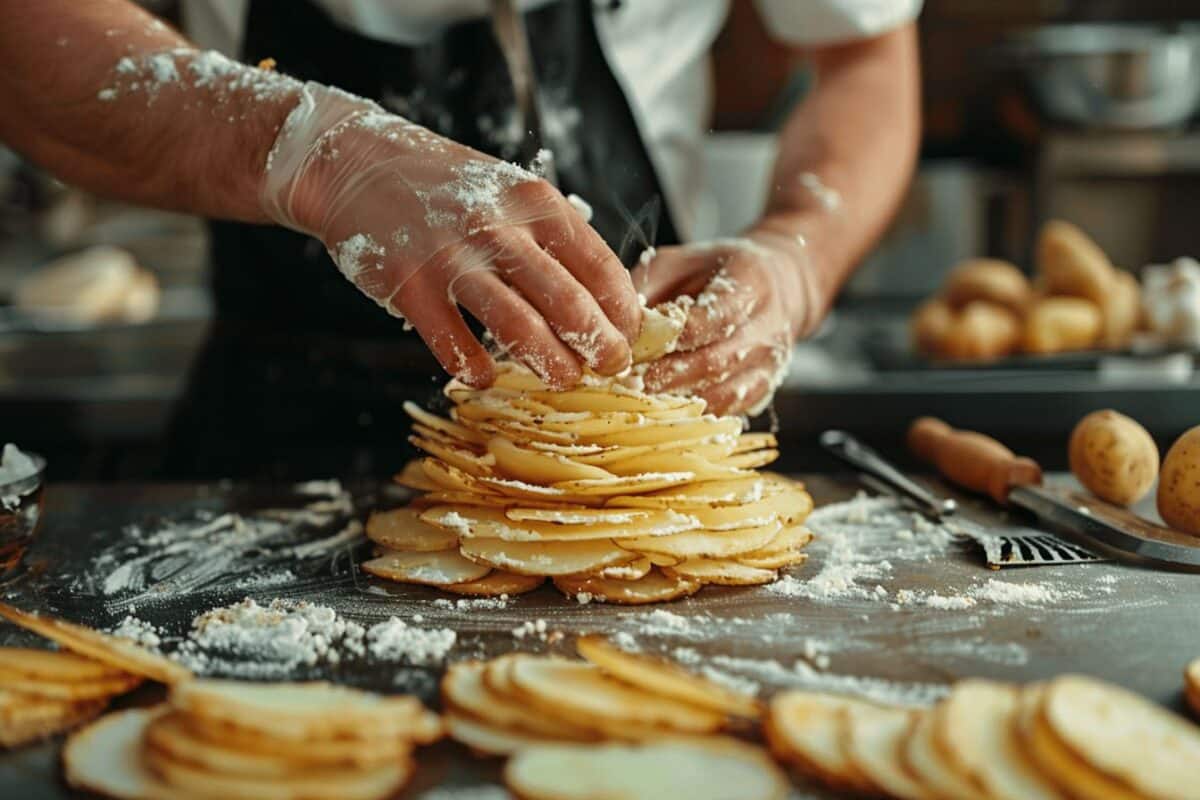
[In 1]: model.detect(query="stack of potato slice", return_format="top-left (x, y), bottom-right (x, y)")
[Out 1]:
top-left (0, 603), bottom-right (190, 748)
top-left (63, 679), bottom-right (442, 800)
top-left (442, 635), bottom-right (762, 756)
top-left (366, 342), bottom-right (814, 602)
top-left (768, 674), bottom-right (1200, 799)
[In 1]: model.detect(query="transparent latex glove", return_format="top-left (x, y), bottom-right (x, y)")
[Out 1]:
top-left (631, 231), bottom-right (821, 416)
top-left (261, 82), bottom-right (639, 388)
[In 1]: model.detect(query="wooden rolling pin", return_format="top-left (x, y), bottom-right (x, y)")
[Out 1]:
top-left (907, 417), bottom-right (1043, 506)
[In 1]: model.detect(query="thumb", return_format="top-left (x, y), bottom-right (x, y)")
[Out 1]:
top-left (630, 246), bottom-right (717, 307)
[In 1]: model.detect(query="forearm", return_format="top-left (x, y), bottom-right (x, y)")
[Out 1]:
top-left (757, 24), bottom-right (921, 309)
top-left (0, 0), bottom-right (300, 223)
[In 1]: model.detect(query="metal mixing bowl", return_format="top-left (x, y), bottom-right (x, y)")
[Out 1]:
top-left (1006, 24), bottom-right (1200, 130)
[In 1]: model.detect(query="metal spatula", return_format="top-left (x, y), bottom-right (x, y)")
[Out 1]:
top-left (820, 429), bottom-right (1105, 567)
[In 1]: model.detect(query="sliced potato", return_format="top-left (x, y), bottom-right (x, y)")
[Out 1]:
top-left (576, 635), bottom-right (762, 719)
top-left (903, 710), bottom-right (981, 800)
top-left (720, 449), bottom-right (780, 470)
top-left (409, 435), bottom-right (493, 477)
top-left (620, 521), bottom-right (782, 560)
top-left (840, 702), bottom-right (928, 800)
top-left (506, 656), bottom-right (725, 734)
top-left (631, 299), bottom-right (687, 363)
top-left (443, 661), bottom-right (593, 741)
top-left (459, 537), bottom-right (634, 576)
top-left (553, 569), bottom-right (701, 604)
top-left (360, 548), bottom-right (491, 586)
top-left (587, 417), bottom-right (743, 448)
top-left (505, 739), bottom-right (788, 800)
top-left (442, 571), bottom-right (544, 597)
top-left (0, 647), bottom-right (128, 683)
top-left (444, 711), bottom-right (558, 756)
top-left (607, 477), bottom-right (775, 509)
top-left (0, 668), bottom-right (140, 701)
top-left (63, 708), bottom-right (174, 799)
top-left (487, 437), bottom-right (614, 484)
top-left (402, 401), bottom-right (482, 444)
top-left (765, 692), bottom-right (876, 794)
top-left (365, 508), bottom-right (458, 552)
top-left (170, 680), bottom-right (442, 744)
top-left (600, 452), bottom-right (747, 481)
top-left (423, 505), bottom-right (696, 542)
top-left (476, 476), bottom-right (596, 506)
top-left (552, 473), bottom-right (698, 497)
top-left (421, 458), bottom-right (498, 495)
top-left (0, 603), bottom-right (190, 685)
top-left (667, 556), bottom-right (777, 587)
top-left (505, 506), bottom-right (652, 524)
top-left (0, 691), bottom-right (105, 749)
top-left (595, 558), bottom-right (653, 581)
top-left (180, 714), bottom-right (410, 767)
top-left (393, 459), bottom-right (444, 492)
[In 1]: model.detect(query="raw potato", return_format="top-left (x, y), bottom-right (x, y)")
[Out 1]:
top-left (765, 692), bottom-right (876, 793)
top-left (840, 703), bottom-right (928, 800)
top-left (944, 258), bottom-right (1032, 315)
top-left (941, 302), bottom-right (1021, 361)
top-left (576, 635), bottom-right (762, 719)
top-left (552, 568), bottom-right (702, 604)
top-left (442, 660), bottom-right (593, 741)
top-left (1101, 270), bottom-right (1143, 349)
top-left (0, 691), bottom-right (106, 749)
top-left (62, 708), bottom-right (175, 800)
top-left (505, 739), bottom-right (788, 800)
top-left (903, 711), bottom-right (982, 800)
top-left (0, 648), bottom-right (128, 682)
top-left (1037, 219), bottom-right (1116, 306)
top-left (1186, 658), bottom-right (1200, 717)
top-left (365, 507), bottom-right (458, 552)
top-left (1158, 425), bottom-right (1200, 535)
top-left (1069, 410), bottom-right (1159, 507)
top-left (360, 548), bottom-right (491, 586)
top-left (1022, 297), bottom-right (1103, 354)
top-left (911, 298), bottom-right (955, 357)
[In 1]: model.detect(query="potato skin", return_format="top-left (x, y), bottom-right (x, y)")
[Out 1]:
top-left (1022, 297), bottom-right (1102, 354)
top-left (1037, 220), bottom-right (1115, 306)
top-left (911, 298), bottom-right (955, 357)
top-left (1100, 270), bottom-right (1143, 349)
top-left (942, 301), bottom-right (1020, 361)
top-left (944, 259), bottom-right (1032, 315)
top-left (1158, 425), bottom-right (1200, 535)
top-left (1069, 410), bottom-right (1159, 507)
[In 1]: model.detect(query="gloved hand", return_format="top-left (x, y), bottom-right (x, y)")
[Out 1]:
top-left (260, 81), bottom-right (639, 388)
top-left (631, 230), bottom-right (822, 416)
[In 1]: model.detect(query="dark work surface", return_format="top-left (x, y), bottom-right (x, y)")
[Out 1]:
top-left (2, 477), bottom-right (1199, 798)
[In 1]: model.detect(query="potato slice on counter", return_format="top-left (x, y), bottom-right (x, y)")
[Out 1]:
top-left (904, 710), bottom-right (982, 800)
top-left (422, 505), bottom-right (697, 542)
top-left (444, 711), bottom-right (559, 757)
top-left (0, 648), bottom-right (129, 683)
top-left (765, 692), bottom-right (877, 794)
top-left (840, 703), bottom-right (929, 800)
top-left (553, 568), bottom-right (701, 604)
top-left (488, 437), bottom-right (614, 485)
top-left (142, 742), bottom-right (413, 800)
top-left (735, 526), bottom-right (813, 570)
top-left (393, 459), bottom-right (441, 492)
top-left (181, 715), bottom-right (411, 767)
top-left (365, 508), bottom-right (458, 552)
top-left (360, 548), bottom-right (491, 586)
top-left (459, 537), bottom-right (635, 576)
top-left (552, 472), bottom-right (698, 497)
top-left (576, 635), bottom-right (762, 719)
top-left (666, 560), bottom-right (778, 586)
top-left (1033, 675), bottom-right (1200, 800)
top-left (505, 739), bottom-right (788, 800)
top-left (144, 711), bottom-right (406, 779)
top-left (63, 708), bottom-right (175, 799)
top-left (171, 680), bottom-right (442, 744)
top-left (935, 681), bottom-right (1062, 800)
top-left (0, 603), bottom-right (190, 685)
top-left (441, 571), bottom-right (544, 597)
top-left (0, 669), bottom-right (141, 701)
top-left (595, 558), bottom-right (653, 581)
top-left (443, 661), bottom-right (594, 741)
top-left (507, 656), bottom-right (725, 734)
top-left (618, 520), bottom-right (782, 561)
top-left (402, 401), bottom-right (482, 445)
top-left (409, 435), bottom-right (494, 477)
top-left (688, 492), bottom-right (808, 530)
top-left (0, 691), bottom-right (106, 749)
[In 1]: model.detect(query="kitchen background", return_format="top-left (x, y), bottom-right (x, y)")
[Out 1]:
top-left (3, 0), bottom-right (1200, 479)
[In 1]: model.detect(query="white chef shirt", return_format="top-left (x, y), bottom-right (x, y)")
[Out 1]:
top-left (182, 0), bottom-right (922, 240)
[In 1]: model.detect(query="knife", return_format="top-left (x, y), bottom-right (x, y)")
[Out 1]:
top-left (820, 429), bottom-right (957, 521)
top-left (907, 417), bottom-right (1200, 568)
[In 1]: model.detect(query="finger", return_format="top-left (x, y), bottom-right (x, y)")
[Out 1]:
top-left (450, 267), bottom-right (583, 390)
top-left (538, 212), bottom-right (642, 344)
top-left (394, 275), bottom-right (496, 388)
top-left (490, 231), bottom-right (631, 375)
top-left (676, 261), bottom-right (763, 352)
top-left (696, 369), bottom-right (773, 417)
top-left (642, 333), bottom-right (776, 394)
top-left (629, 246), bottom-right (716, 307)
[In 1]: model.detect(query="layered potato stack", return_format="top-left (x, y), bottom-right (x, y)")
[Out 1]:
top-left (364, 307), bottom-right (815, 603)
top-left (768, 674), bottom-right (1200, 800)
top-left (913, 220), bottom-right (1144, 361)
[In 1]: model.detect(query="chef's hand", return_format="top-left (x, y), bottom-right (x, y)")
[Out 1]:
top-left (259, 82), bottom-right (638, 389)
top-left (631, 229), bottom-right (822, 416)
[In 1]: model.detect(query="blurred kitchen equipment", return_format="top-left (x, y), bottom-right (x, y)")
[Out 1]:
top-left (0, 446), bottom-right (45, 584)
top-left (1005, 24), bottom-right (1200, 130)
top-left (909, 417), bottom-right (1200, 568)
top-left (11, 245), bottom-right (159, 327)
top-left (820, 429), bottom-right (957, 520)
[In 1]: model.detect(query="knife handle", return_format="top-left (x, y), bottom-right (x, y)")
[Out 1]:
top-left (907, 417), bottom-right (1043, 505)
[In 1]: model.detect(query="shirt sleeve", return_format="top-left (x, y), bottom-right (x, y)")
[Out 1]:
top-left (754, 0), bottom-right (923, 45)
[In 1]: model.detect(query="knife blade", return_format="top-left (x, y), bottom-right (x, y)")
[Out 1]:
top-left (908, 417), bottom-right (1200, 569)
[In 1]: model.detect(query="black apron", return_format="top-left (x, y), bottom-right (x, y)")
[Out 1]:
top-left (164, 0), bottom-right (678, 480)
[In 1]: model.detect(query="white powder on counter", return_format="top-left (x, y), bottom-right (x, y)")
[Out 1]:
top-left (366, 617), bottom-right (456, 665)
top-left (969, 579), bottom-right (1074, 605)
top-left (109, 615), bottom-right (162, 650)
top-left (709, 654), bottom-right (947, 708)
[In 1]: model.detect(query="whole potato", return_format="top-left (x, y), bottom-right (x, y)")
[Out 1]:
top-left (941, 301), bottom-right (1021, 361)
top-left (1069, 410), bottom-right (1159, 507)
top-left (1022, 297), bottom-right (1103, 354)
top-left (911, 298), bottom-right (954, 357)
top-left (1158, 425), bottom-right (1200, 535)
top-left (1037, 220), bottom-right (1115, 306)
top-left (944, 259), bottom-right (1033, 316)
top-left (1100, 269), bottom-right (1142, 350)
